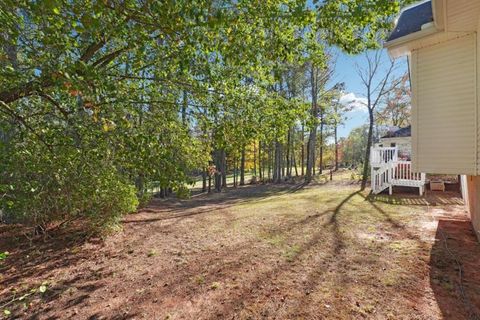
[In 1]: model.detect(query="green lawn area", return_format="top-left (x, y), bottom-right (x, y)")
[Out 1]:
top-left (1, 174), bottom-right (478, 319)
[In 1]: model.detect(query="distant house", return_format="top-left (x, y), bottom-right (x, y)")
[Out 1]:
top-left (376, 126), bottom-right (412, 160)
top-left (385, 0), bottom-right (480, 239)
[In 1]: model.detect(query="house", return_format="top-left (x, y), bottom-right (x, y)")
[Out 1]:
top-left (376, 126), bottom-right (412, 160)
top-left (384, 0), bottom-right (480, 239)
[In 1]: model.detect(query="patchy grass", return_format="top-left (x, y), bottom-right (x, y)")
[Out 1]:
top-left (0, 174), bottom-right (478, 319)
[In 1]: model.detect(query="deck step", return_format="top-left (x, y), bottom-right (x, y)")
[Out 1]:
top-left (370, 147), bottom-right (426, 196)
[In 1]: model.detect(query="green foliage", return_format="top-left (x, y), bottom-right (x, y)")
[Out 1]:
top-left (341, 125), bottom-right (369, 167)
top-left (0, 251), bottom-right (9, 260)
top-left (0, 0), bottom-right (407, 232)
top-left (0, 124), bottom-right (138, 231)
top-left (175, 185), bottom-right (191, 200)
top-left (137, 193), bottom-right (153, 209)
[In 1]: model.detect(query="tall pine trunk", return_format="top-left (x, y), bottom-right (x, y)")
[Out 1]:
top-left (334, 122), bottom-right (339, 171)
top-left (240, 145), bottom-right (246, 185)
top-left (268, 144), bottom-right (272, 181)
top-left (214, 150), bottom-right (222, 192)
top-left (233, 157), bottom-right (237, 187)
top-left (273, 141), bottom-right (282, 183)
top-left (259, 141), bottom-right (263, 180)
top-left (301, 124), bottom-right (305, 176)
top-left (253, 142), bottom-right (257, 177)
top-left (319, 120), bottom-right (324, 174)
top-left (292, 148), bottom-right (299, 177)
top-left (286, 129), bottom-right (291, 178)
top-left (306, 128), bottom-right (317, 182)
top-left (305, 64), bottom-right (318, 183)
top-left (222, 151), bottom-right (227, 188)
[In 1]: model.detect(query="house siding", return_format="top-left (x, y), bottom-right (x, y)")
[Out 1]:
top-left (447, 0), bottom-right (480, 32)
top-left (411, 33), bottom-right (477, 174)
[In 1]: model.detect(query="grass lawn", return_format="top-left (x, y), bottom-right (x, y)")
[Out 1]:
top-left (1, 172), bottom-right (479, 319)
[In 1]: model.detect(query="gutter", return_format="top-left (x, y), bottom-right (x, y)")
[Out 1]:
top-left (384, 25), bottom-right (438, 49)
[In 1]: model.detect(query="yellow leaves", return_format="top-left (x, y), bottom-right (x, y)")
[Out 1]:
top-left (101, 118), bottom-right (116, 132)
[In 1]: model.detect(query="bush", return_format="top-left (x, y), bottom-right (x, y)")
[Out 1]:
top-left (175, 185), bottom-right (191, 199)
top-left (0, 135), bottom-right (138, 233)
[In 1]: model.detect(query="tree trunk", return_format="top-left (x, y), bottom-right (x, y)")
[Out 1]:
top-left (135, 175), bottom-right (145, 197)
top-left (273, 141), bottom-right (279, 183)
top-left (286, 129), bottom-right (291, 178)
top-left (208, 174), bottom-right (212, 193)
top-left (233, 157), bottom-right (237, 187)
top-left (181, 90), bottom-right (188, 126)
top-left (361, 109), bottom-right (374, 190)
top-left (268, 144), bottom-right (272, 181)
top-left (214, 149), bottom-right (223, 192)
top-left (319, 120), bottom-right (324, 174)
top-left (306, 64), bottom-right (318, 183)
top-left (240, 145), bottom-right (246, 185)
top-left (222, 150), bottom-right (227, 188)
top-left (253, 141), bottom-right (257, 177)
top-left (259, 141), bottom-right (263, 180)
top-left (292, 144), bottom-right (299, 177)
top-left (274, 141), bottom-right (282, 183)
top-left (306, 128), bottom-right (317, 182)
top-left (301, 123), bottom-right (305, 176)
top-left (334, 122), bottom-right (339, 171)
top-left (202, 168), bottom-right (207, 192)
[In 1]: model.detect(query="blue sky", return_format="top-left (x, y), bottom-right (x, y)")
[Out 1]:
top-left (329, 49), bottom-right (408, 138)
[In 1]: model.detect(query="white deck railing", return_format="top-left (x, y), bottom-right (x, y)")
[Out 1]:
top-left (392, 161), bottom-right (425, 182)
top-left (371, 163), bottom-right (392, 195)
top-left (370, 147), bottom-right (397, 166)
top-left (370, 147), bottom-right (425, 195)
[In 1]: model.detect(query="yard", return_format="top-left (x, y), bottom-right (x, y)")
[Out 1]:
top-left (1, 173), bottom-right (479, 319)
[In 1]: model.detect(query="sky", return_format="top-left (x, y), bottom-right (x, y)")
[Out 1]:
top-left (329, 49), bottom-right (408, 139)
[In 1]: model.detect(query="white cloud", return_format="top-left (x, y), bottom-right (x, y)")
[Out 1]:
top-left (339, 92), bottom-right (368, 112)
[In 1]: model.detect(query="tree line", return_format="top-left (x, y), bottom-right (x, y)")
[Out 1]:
top-left (0, 0), bottom-right (413, 233)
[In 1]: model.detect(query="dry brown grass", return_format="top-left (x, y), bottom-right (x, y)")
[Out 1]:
top-left (1, 175), bottom-right (478, 319)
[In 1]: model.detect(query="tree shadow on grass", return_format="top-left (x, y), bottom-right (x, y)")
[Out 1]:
top-left (368, 191), bottom-right (463, 207)
top-left (116, 190), bottom-right (360, 319)
top-left (124, 182), bottom-right (310, 225)
top-left (0, 224), bottom-right (108, 318)
top-left (430, 218), bottom-right (480, 320)
top-left (367, 190), bottom-right (480, 319)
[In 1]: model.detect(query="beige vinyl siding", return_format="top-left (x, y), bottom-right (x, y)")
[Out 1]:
top-left (447, 0), bottom-right (480, 32)
top-left (412, 33), bottom-right (477, 174)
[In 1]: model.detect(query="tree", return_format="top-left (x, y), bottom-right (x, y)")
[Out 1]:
top-left (329, 83), bottom-right (350, 171)
top-left (341, 125), bottom-right (369, 168)
top-left (0, 0), bottom-right (411, 232)
top-left (356, 50), bottom-right (399, 189)
top-left (376, 72), bottom-right (411, 127)
top-left (305, 55), bottom-right (334, 182)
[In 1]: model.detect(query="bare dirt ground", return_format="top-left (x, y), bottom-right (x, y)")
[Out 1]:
top-left (1, 174), bottom-right (480, 319)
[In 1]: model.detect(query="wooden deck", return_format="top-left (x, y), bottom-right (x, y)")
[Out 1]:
top-left (371, 147), bottom-right (426, 195)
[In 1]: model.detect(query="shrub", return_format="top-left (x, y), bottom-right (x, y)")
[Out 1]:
top-left (0, 134), bottom-right (138, 233)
